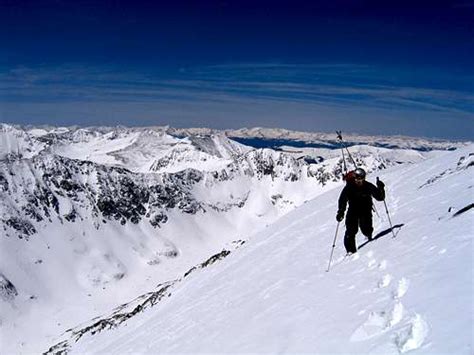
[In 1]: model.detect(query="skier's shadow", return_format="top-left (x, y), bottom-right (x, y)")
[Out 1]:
top-left (358, 224), bottom-right (405, 249)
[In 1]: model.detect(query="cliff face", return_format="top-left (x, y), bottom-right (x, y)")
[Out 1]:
top-left (1, 124), bottom-right (399, 240)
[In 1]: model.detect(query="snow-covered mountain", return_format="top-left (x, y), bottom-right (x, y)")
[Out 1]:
top-left (49, 143), bottom-right (473, 355)
top-left (169, 126), bottom-right (466, 151)
top-left (0, 123), bottom-right (470, 354)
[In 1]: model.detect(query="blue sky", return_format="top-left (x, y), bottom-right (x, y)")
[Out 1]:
top-left (0, 0), bottom-right (473, 139)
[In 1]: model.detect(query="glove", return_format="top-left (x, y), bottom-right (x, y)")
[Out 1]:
top-left (376, 177), bottom-right (385, 189)
top-left (336, 210), bottom-right (344, 222)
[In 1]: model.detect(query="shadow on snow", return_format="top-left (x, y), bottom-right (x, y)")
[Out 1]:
top-left (358, 224), bottom-right (405, 250)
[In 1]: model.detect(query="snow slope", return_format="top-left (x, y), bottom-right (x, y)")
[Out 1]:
top-left (0, 125), bottom-right (345, 354)
top-left (0, 124), bottom-right (46, 159)
top-left (50, 145), bottom-right (473, 354)
top-left (49, 127), bottom-right (250, 173)
top-left (0, 124), bottom-right (470, 354)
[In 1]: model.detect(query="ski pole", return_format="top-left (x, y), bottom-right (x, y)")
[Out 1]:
top-left (326, 222), bottom-right (340, 272)
top-left (336, 131), bottom-right (358, 169)
top-left (343, 144), bottom-right (357, 169)
top-left (373, 204), bottom-right (380, 219)
top-left (336, 131), bottom-right (348, 174)
top-left (376, 176), bottom-right (396, 238)
top-left (383, 200), bottom-right (397, 238)
top-left (341, 145), bottom-right (347, 174)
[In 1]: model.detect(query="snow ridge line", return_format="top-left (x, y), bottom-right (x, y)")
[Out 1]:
top-left (43, 282), bottom-right (177, 355)
top-left (43, 247), bottom-right (238, 354)
top-left (418, 152), bottom-right (473, 189)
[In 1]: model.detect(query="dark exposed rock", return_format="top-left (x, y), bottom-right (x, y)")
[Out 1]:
top-left (44, 281), bottom-right (176, 355)
top-left (33, 186), bottom-right (60, 216)
top-left (0, 174), bottom-right (8, 192)
top-left (22, 199), bottom-right (44, 222)
top-left (253, 151), bottom-right (275, 177)
top-left (419, 153), bottom-right (473, 189)
top-left (1, 134), bottom-right (393, 240)
top-left (271, 194), bottom-right (283, 205)
top-left (2, 153), bottom-right (207, 238)
top-left (184, 249), bottom-right (231, 278)
top-left (4, 217), bottom-right (36, 238)
top-left (4, 147), bottom-right (289, 239)
top-left (44, 242), bottom-right (237, 353)
top-left (64, 209), bottom-right (78, 222)
top-left (59, 179), bottom-right (81, 193)
top-left (309, 166), bottom-right (333, 186)
top-left (202, 250), bottom-right (231, 268)
top-left (96, 172), bottom-right (148, 225)
top-left (173, 169), bottom-right (203, 185)
top-left (161, 249), bottom-right (178, 258)
top-left (0, 273), bottom-right (18, 301)
top-left (150, 212), bottom-right (168, 227)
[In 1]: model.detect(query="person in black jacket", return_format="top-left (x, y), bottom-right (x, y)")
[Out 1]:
top-left (336, 168), bottom-right (385, 254)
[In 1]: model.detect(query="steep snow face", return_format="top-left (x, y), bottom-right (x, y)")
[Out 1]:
top-left (49, 127), bottom-right (181, 172)
top-left (39, 125), bottom-right (252, 173)
top-left (149, 134), bottom-right (250, 174)
top-left (52, 128), bottom-right (144, 167)
top-left (53, 144), bottom-right (473, 355)
top-left (0, 124), bottom-right (47, 159)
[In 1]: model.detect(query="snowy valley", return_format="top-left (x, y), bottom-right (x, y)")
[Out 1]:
top-left (0, 123), bottom-right (472, 354)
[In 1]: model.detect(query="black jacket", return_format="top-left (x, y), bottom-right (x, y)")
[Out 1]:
top-left (338, 181), bottom-right (385, 215)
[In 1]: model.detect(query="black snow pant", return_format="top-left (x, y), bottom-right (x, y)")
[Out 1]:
top-left (344, 210), bottom-right (373, 253)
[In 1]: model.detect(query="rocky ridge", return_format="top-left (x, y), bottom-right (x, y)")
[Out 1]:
top-left (0, 124), bottom-right (403, 240)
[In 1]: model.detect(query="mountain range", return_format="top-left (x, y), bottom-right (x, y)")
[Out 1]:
top-left (0, 123), bottom-right (471, 354)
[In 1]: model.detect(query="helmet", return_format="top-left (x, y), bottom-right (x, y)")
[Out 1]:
top-left (354, 168), bottom-right (366, 179)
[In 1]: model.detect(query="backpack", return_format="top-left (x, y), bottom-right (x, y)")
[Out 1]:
top-left (343, 170), bottom-right (356, 184)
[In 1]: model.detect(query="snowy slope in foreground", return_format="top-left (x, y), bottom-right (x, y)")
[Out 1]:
top-left (62, 145), bottom-right (473, 354)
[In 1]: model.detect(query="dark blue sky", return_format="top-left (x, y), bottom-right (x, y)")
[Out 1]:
top-left (1, 0), bottom-right (473, 139)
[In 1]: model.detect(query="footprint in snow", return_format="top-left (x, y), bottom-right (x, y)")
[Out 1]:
top-left (365, 251), bottom-right (378, 269)
top-left (350, 301), bottom-right (405, 342)
top-left (393, 278), bottom-right (410, 299)
top-left (378, 274), bottom-right (392, 288)
top-left (395, 314), bottom-right (429, 353)
top-left (351, 253), bottom-right (361, 261)
top-left (334, 252), bottom-right (358, 265)
top-left (367, 259), bottom-right (377, 269)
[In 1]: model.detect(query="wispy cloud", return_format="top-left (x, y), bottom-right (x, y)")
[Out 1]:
top-left (0, 63), bottom-right (472, 139)
top-left (1, 63), bottom-right (471, 113)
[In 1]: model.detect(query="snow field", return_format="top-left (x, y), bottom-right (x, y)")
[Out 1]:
top-left (1, 123), bottom-right (470, 354)
top-left (68, 145), bottom-right (473, 354)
